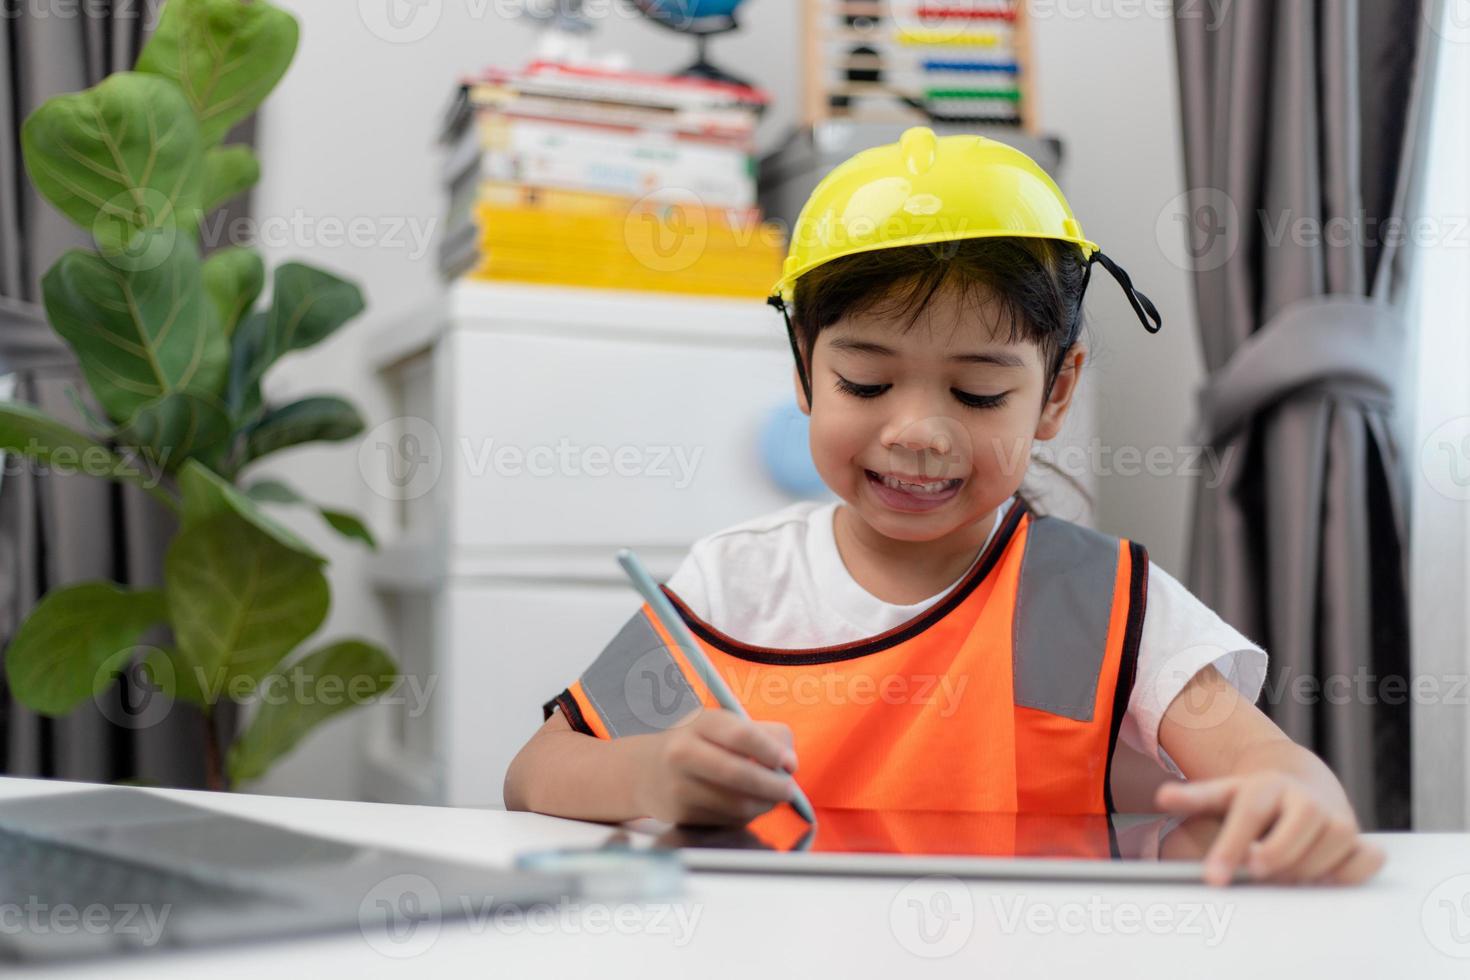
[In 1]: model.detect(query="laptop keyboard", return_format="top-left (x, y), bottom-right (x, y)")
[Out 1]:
top-left (0, 827), bottom-right (265, 958)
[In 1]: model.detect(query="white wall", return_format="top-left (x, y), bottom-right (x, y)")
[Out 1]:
top-left (1029, 9), bottom-right (1206, 575)
top-left (245, 0), bottom-right (1202, 799)
top-left (1408, 3), bottom-right (1470, 831)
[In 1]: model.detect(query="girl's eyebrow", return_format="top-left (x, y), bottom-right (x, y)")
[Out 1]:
top-left (828, 337), bottom-right (1027, 368)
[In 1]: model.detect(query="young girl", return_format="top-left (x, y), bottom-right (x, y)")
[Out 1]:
top-left (505, 128), bottom-right (1384, 886)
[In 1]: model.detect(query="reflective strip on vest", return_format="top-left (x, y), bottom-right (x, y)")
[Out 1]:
top-left (543, 501), bottom-right (1148, 815)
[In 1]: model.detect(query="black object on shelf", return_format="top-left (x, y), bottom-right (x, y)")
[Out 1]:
top-left (627, 0), bottom-right (754, 91)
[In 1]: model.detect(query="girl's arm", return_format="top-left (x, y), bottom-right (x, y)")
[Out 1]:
top-left (504, 708), bottom-right (798, 826)
top-left (1152, 664), bottom-right (1386, 886)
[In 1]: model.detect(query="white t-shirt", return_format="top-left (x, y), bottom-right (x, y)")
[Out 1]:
top-left (664, 498), bottom-right (1269, 777)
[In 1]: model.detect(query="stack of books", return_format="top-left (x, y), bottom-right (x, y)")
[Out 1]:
top-left (438, 61), bottom-right (786, 299)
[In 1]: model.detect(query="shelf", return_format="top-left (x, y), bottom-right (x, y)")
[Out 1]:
top-left (368, 280), bottom-right (785, 374)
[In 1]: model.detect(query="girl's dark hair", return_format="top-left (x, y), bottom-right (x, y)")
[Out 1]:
top-left (787, 236), bottom-right (1096, 516)
top-left (790, 236), bottom-right (1091, 397)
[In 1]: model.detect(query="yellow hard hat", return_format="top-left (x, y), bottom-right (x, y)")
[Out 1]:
top-left (771, 127), bottom-right (1099, 304)
top-left (767, 127), bottom-right (1160, 404)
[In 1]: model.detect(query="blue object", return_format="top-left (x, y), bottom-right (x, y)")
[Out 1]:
top-left (638, 0), bottom-right (744, 27)
top-left (923, 59), bottom-right (1020, 73)
top-left (759, 401), bottom-right (828, 499)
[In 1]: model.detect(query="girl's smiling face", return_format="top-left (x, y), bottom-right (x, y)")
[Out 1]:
top-left (798, 280), bottom-right (1085, 545)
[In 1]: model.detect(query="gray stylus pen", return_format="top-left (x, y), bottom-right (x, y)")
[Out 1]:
top-left (616, 548), bottom-right (818, 826)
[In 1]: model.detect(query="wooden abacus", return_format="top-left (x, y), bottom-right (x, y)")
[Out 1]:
top-left (801, 1), bottom-right (1038, 133)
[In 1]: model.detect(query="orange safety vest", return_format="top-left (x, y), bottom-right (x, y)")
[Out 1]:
top-left (544, 497), bottom-right (1149, 816)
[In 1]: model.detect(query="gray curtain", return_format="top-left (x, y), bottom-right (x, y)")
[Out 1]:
top-left (1175, 0), bottom-right (1441, 829)
top-left (0, 6), bottom-right (251, 787)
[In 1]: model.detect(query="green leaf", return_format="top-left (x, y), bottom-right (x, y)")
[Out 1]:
top-left (321, 510), bottom-right (377, 550)
top-left (3, 583), bottom-right (169, 716)
top-left (177, 459), bottom-right (324, 562)
top-left (226, 639), bottom-right (397, 784)
top-left (202, 246), bottom-right (264, 338)
top-left (120, 390), bottom-right (231, 471)
top-left (242, 478), bottom-right (298, 504)
top-left (62, 385), bottom-right (113, 437)
top-left (165, 511), bottom-right (329, 685)
top-left (227, 310), bottom-right (270, 423)
top-left (201, 145), bottom-right (260, 214)
top-left (41, 239), bottom-right (228, 423)
top-left (0, 401), bottom-right (177, 509)
top-left (245, 478), bottom-right (377, 549)
top-left (135, 0), bottom-right (300, 146)
top-left (243, 396), bottom-right (364, 464)
top-left (20, 72), bottom-right (204, 253)
top-left (224, 265), bottom-right (366, 427)
top-left (268, 263), bottom-right (366, 356)
top-left (140, 646), bottom-right (212, 707)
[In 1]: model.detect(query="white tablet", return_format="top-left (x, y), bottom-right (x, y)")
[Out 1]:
top-left (635, 806), bottom-right (1240, 883)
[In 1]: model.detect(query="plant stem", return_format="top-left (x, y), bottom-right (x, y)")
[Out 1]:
top-left (203, 710), bottom-right (225, 792)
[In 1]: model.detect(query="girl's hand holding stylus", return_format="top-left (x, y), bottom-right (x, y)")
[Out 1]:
top-left (630, 708), bottom-right (799, 827)
top-left (1155, 773), bottom-right (1386, 886)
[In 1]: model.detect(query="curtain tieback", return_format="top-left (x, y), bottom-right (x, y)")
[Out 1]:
top-left (1194, 295), bottom-right (1406, 445)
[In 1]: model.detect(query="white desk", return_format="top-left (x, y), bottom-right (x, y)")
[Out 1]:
top-left (1, 777), bottom-right (1465, 979)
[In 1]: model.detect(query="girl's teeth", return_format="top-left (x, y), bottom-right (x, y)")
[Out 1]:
top-left (880, 474), bottom-right (957, 495)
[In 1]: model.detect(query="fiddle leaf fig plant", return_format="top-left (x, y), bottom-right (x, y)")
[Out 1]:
top-left (0, 0), bottom-right (398, 791)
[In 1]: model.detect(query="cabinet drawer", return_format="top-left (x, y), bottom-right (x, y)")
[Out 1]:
top-left (447, 329), bottom-right (801, 551)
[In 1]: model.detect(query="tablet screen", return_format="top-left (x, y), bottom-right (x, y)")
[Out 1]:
top-left (646, 805), bottom-right (1224, 865)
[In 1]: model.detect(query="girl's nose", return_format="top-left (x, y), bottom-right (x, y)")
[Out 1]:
top-left (880, 415), bottom-right (971, 473)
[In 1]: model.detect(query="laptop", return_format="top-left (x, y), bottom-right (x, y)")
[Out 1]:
top-left (0, 785), bottom-right (582, 962)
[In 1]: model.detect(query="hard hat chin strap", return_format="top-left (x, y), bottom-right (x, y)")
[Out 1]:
top-left (1091, 250), bottom-right (1164, 335)
top-left (768, 294), bottom-right (814, 410)
top-left (1050, 249), bottom-right (1163, 398)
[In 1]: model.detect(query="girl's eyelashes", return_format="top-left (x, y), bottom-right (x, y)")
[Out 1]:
top-left (833, 376), bottom-right (889, 398)
top-left (833, 374), bottom-right (1009, 410)
top-left (952, 389), bottom-right (1009, 411)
